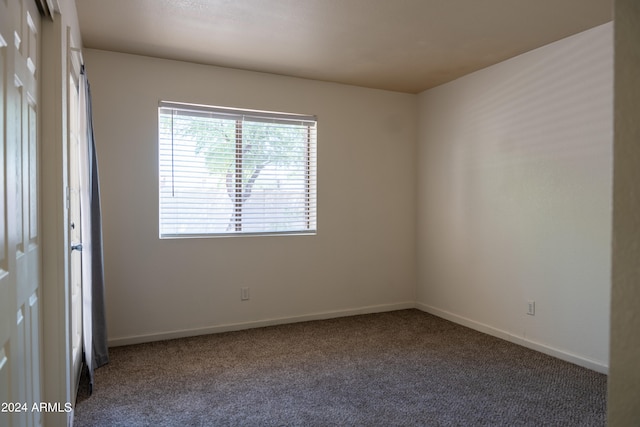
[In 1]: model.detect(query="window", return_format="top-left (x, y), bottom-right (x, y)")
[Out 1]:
top-left (158, 102), bottom-right (317, 238)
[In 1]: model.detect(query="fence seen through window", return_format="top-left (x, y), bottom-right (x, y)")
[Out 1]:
top-left (158, 102), bottom-right (317, 238)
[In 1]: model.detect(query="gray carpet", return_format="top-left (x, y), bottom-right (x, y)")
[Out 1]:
top-left (74, 309), bottom-right (606, 426)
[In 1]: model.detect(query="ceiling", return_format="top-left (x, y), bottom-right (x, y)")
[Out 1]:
top-left (75, 0), bottom-right (612, 94)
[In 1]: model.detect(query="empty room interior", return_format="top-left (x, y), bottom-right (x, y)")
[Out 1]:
top-left (1, 0), bottom-right (640, 426)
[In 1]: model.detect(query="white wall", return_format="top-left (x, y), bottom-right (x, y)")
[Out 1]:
top-left (83, 49), bottom-right (417, 344)
top-left (416, 23), bottom-right (612, 372)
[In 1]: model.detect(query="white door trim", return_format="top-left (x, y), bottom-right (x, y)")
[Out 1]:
top-left (41, 15), bottom-right (74, 427)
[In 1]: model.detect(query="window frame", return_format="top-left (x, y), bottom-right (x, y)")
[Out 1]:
top-left (158, 101), bottom-right (317, 239)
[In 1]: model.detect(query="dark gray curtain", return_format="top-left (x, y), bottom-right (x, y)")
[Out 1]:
top-left (81, 65), bottom-right (109, 392)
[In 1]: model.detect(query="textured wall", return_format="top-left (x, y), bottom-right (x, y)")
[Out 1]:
top-left (84, 49), bottom-right (417, 344)
top-left (416, 23), bottom-right (613, 371)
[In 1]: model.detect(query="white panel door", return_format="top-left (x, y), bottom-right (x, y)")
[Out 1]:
top-left (0, 0), bottom-right (42, 426)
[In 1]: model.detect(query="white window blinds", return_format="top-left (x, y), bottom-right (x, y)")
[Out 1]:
top-left (158, 102), bottom-right (317, 238)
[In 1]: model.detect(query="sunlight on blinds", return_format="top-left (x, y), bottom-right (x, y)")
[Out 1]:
top-left (158, 102), bottom-right (317, 238)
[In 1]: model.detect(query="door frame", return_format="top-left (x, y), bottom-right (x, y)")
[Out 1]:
top-left (41, 11), bottom-right (82, 427)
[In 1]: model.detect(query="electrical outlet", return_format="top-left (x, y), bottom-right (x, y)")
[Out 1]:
top-left (241, 287), bottom-right (250, 301)
top-left (527, 300), bottom-right (535, 316)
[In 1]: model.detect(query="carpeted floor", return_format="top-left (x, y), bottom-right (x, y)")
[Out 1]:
top-left (74, 309), bottom-right (606, 426)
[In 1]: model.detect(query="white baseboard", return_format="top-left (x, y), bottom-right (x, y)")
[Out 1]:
top-left (108, 301), bottom-right (416, 347)
top-left (415, 302), bottom-right (608, 374)
top-left (108, 301), bottom-right (609, 375)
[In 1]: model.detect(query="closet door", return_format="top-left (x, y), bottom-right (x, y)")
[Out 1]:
top-left (0, 0), bottom-right (42, 426)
